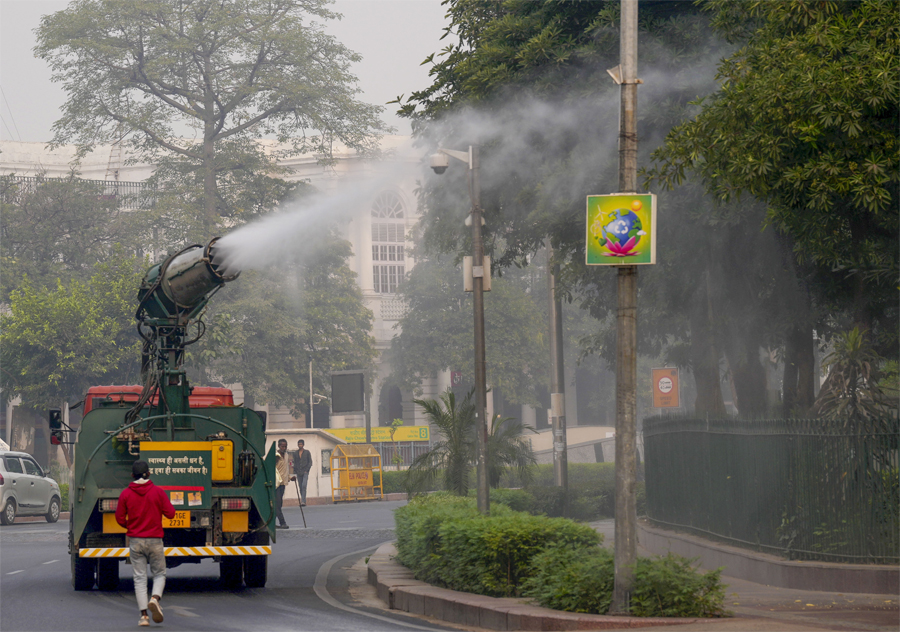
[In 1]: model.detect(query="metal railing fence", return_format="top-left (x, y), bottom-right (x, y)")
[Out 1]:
top-left (1, 175), bottom-right (156, 211)
top-left (373, 441), bottom-right (432, 470)
top-left (644, 416), bottom-right (899, 564)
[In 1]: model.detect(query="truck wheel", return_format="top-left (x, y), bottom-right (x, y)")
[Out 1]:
top-left (97, 558), bottom-right (119, 591)
top-left (1, 499), bottom-right (16, 525)
top-left (220, 556), bottom-right (243, 588)
top-left (243, 555), bottom-right (267, 588)
top-left (72, 552), bottom-right (96, 591)
top-left (46, 497), bottom-right (61, 523)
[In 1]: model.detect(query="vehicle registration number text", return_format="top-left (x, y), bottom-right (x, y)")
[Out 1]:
top-left (164, 511), bottom-right (190, 528)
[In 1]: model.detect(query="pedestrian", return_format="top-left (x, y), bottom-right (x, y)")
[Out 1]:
top-left (115, 460), bottom-right (176, 627)
top-left (275, 439), bottom-right (295, 529)
top-left (292, 439), bottom-right (313, 506)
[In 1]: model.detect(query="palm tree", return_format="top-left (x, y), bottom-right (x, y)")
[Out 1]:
top-left (486, 414), bottom-right (537, 488)
top-left (814, 327), bottom-right (891, 427)
top-left (406, 389), bottom-right (476, 496)
top-left (406, 388), bottom-right (537, 496)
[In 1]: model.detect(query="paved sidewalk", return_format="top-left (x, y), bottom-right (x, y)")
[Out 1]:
top-left (591, 519), bottom-right (898, 631)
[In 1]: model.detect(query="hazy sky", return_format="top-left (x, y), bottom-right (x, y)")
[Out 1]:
top-left (0, 0), bottom-right (449, 142)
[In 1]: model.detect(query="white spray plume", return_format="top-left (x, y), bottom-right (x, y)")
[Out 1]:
top-left (214, 160), bottom-right (413, 275)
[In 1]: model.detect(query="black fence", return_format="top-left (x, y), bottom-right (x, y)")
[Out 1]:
top-left (644, 416), bottom-right (899, 564)
top-left (1, 175), bottom-right (155, 211)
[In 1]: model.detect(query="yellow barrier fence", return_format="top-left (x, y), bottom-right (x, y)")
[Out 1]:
top-left (330, 444), bottom-right (383, 502)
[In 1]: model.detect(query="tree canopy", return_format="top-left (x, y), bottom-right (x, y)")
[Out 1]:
top-left (0, 252), bottom-right (144, 409)
top-left (0, 174), bottom-right (143, 301)
top-left (396, 0), bottom-right (897, 416)
top-left (648, 0), bottom-right (899, 343)
top-left (35, 0), bottom-right (388, 223)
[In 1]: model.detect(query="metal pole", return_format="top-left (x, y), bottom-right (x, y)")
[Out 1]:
top-left (309, 359), bottom-right (314, 428)
top-left (547, 245), bottom-right (568, 508)
top-left (612, 0), bottom-right (639, 615)
top-left (470, 145), bottom-right (490, 515)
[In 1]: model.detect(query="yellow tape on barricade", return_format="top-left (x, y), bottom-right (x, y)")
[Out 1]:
top-left (79, 546), bottom-right (271, 558)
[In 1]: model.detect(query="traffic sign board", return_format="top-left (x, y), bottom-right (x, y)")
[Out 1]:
top-left (651, 367), bottom-right (680, 408)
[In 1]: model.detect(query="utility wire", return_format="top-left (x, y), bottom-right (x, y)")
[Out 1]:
top-left (0, 114), bottom-right (16, 141)
top-left (0, 86), bottom-right (22, 141)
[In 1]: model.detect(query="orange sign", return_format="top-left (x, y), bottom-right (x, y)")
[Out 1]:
top-left (652, 368), bottom-right (680, 408)
top-left (347, 470), bottom-right (373, 487)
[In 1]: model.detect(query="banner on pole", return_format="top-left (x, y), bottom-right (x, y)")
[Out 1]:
top-left (586, 193), bottom-right (657, 265)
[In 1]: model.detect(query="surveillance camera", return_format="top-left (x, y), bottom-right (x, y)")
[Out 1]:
top-left (430, 152), bottom-right (449, 174)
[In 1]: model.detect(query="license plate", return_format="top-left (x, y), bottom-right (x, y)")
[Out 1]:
top-left (164, 511), bottom-right (190, 528)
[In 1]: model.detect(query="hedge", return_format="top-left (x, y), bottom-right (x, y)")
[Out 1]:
top-left (394, 493), bottom-right (599, 596)
top-left (393, 493), bottom-right (729, 617)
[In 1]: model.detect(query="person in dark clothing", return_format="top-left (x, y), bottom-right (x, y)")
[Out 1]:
top-left (116, 460), bottom-right (177, 627)
top-left (292, 439), bottom-right (313, 506)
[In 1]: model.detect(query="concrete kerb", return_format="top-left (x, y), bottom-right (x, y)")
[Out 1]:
top-left (638, 520), bottom-right (899, 595)
top-left (367, 542), bottom-right (711, 631)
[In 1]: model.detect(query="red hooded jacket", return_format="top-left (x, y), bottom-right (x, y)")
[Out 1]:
top-left (115, 479), bottom-right (177, 538)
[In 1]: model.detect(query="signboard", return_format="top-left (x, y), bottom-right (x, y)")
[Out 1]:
top-left (140, 441), bottom-right (213, 510)
top-left (327, 426), bottom-right (430, 443)
top-left (331, 371), bottom-right (365, 414)
top-left (651, 368), bottom-right (680, 408)
top-left (346, 470), bottom-right (373, 487)
top-left (450, 371), bottom-right (463, 387)
top-left (586, 193), bottom-right (657, 265)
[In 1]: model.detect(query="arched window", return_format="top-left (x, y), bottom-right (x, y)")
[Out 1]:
top-left (371, 191), bottom-right (406, 294)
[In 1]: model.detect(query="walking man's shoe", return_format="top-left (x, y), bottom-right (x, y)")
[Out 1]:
top-left (139, 615), bottom-right (150, 627)
top-left (276, 523), bottom-right (289, 529)
top-left (148, 596), bottom-right (164, 623)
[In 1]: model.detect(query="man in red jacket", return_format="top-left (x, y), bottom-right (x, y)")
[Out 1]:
top-left (116, 460), bottom-right (176, 627)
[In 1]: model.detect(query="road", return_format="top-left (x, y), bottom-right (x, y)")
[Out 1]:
top-left (1, 500), bottom-right (460, 632)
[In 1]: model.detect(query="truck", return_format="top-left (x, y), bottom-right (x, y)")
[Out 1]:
top-left (61, 238), bottom-right (276, 590)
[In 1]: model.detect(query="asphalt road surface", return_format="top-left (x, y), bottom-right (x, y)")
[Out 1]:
top-left (1, 500), bottom-right (460, 632)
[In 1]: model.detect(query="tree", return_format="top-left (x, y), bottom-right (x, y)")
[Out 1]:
top-left (399, 0), bottom-right (807, 416)
top-left (0, 252), bottom-right (144, 409)
top-left (0, 173), bottom-right (143, 301)
top-left (813, 327), bottom-right (891, 426)
top-left (486, 413), bottom-right (536, 488)
top-left (388, 255), bottom-right (547, 407)
top-left (405, 388), bottom-right (537, 496)
top-left (406, 389), bottom-right (476, 496)
top-left (35, 0), bottom-right (387, 225)
top-left (648, 0), bottom-right (899, 350)
top-left (199, 233), bottom-right (377, 416)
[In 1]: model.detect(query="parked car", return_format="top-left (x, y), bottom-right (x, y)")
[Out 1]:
top-left (0, 451), bottom-right (62, 524)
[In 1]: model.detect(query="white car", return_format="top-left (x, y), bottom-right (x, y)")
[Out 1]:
top-left (0, 450), bottom-right (62, 524)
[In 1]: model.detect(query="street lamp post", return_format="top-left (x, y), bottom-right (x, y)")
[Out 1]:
top-left (431, 145), bottom-right (490, 515)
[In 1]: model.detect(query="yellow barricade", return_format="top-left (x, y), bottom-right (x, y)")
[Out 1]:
top-left (330, 444), bottom-right (383, 502)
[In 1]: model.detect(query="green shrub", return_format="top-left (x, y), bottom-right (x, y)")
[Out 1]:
top-left (631, 554), bottom-right (728, 617)
top-left (521, 544), bottom-right (614, 613)
top-left (394, 493), bottom-right (599, 596)
top-left (393, 493), bottom-right (485, 584)
top-left (438, 512), bottom-right (600, 597)
top-left (59, 483), bottom-right (69, 511)
top-left (523, 547), bottom-right (728, 618)
top-left (488, 487), bottom-right (533, 512)
top-left (380, 469), bottom-right (407, 494)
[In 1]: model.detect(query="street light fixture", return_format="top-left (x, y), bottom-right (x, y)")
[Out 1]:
top-left (430, 145), bottom-right (490, 515)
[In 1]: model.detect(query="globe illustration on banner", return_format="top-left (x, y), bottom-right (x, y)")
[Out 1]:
top-left (595, 200), bottom-right (645, 257)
